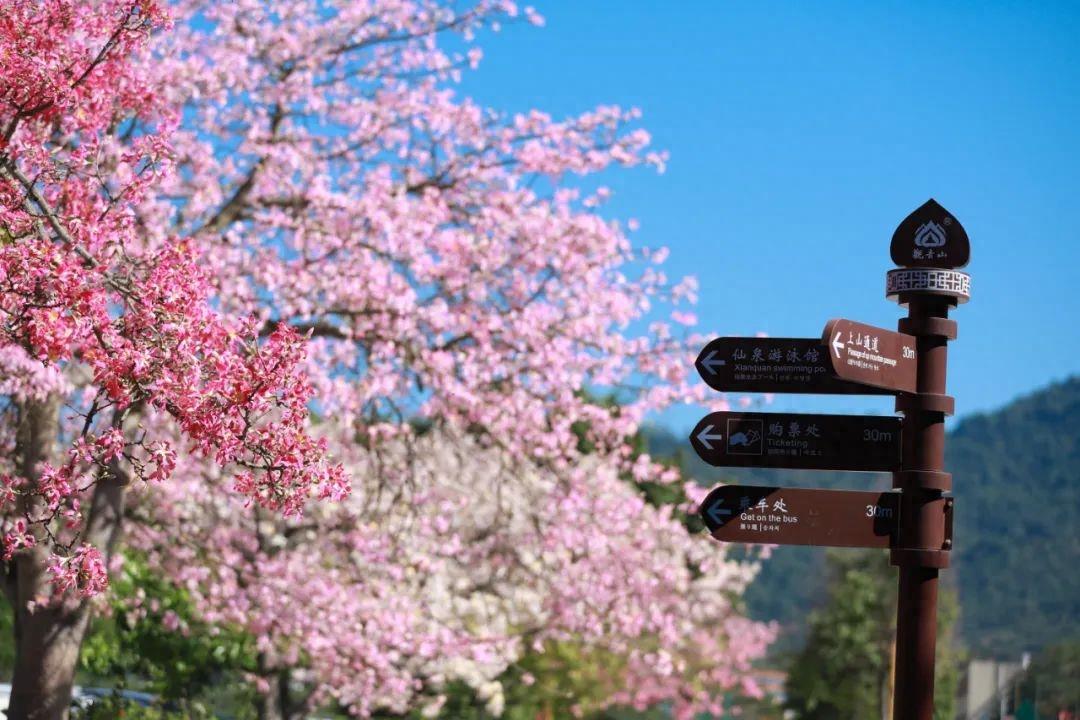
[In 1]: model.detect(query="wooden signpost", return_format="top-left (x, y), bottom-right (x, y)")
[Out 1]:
top-left (690, 199), bottom-right (969, 720)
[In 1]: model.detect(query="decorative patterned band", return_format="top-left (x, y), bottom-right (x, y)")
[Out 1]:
top-left (886, 268), bottom-right (971, 303)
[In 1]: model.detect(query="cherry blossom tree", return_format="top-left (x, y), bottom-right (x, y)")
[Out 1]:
top-left (127, 1), bottom-right (770, 716)
top-left (128, 430), bottom-right (773, 719)
top-left (1, 0), bottom-right (772, 717)
top-left (1, 0), bottom-right (341, 715)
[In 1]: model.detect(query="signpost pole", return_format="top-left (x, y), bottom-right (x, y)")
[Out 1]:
top-left (886, 199), bottom-right (969, 720)
top-left (690, 199), bottom-right (970, 720)
top-left (891, 296), bottom-right (956, 720)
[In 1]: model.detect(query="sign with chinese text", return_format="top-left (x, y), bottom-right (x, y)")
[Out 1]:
top-left (699, 485), bottom-right (900, 548)
top-left (690, 411), bottom-right (902, 471)
top-left (695, 337), bottom-right (892, 395)
top-left (823, 318), bottom-right (918, 394)
top-left (890, 198), bottom-right (970, 269)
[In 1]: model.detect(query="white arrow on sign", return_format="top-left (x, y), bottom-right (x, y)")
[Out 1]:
top-left (699, 350), bottom-right (727, 375)
top-left (831, 331), bottom-right (844, 359)
top-left (707, 500), bottom-right (733, 525)
top-left (696, 424), bottom-right (724, 450)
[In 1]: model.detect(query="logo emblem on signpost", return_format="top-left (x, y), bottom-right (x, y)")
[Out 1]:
top-left (890, 198), bottom-right (969, 268)
top-left (914, 221), bottom-right (947, 248)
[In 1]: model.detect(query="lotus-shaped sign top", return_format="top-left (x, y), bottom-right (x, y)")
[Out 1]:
top-left (890, 198), bottom-right (970, 269)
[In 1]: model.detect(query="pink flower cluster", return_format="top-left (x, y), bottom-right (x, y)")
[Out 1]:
top-left (1, 518), bottom-right (35, 562)
top-left (119, 0), bottom-right (766, 715)
top-left (2, 0), bottom-right (772, 715)
top-left (129, 432), bottom-right (775, 719)
top-left (0, 0), bottom-right (169, 139)
top-left (47, 544), bottom-right (108, 598)
top-left (0, 0), bottom-right (343, 594)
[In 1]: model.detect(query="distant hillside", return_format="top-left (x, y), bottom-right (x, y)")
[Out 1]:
top-left (948, 377), bottom-right (1080, 656)
top-left (645, 376), bottom-right (1080, 658)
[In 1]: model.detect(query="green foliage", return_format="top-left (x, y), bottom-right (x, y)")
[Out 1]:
top-left (934, 588), bottom-right (962, 720)
top-left (0, 591), bottom-right (14, 679)
top-left (78, 552), bottom-right (257, 713)
top-left (1021, 639), bottom-right (1080, 717)
top-left (784, 550), bottom-right (896, 720)
top-left (948, 378), bottom-right (1080, 657)
top-left (375, 641), bottom-right (653, 720)
top-left (70, 692), bottom-right (205, 720)
top-left (0, 553), bottom-right (256, 714)
top-left (783, 549), bottom-right (960, 720)
top-left (497, 642), bottom-right (625, 719)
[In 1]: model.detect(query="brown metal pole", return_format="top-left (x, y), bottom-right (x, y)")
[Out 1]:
top-left (891, 295), bottom-right (955, 720)
top-left (893, 566), bottom-right (940, 719)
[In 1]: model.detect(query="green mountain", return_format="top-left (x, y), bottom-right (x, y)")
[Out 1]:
top-left (948, 377), bottom-right (1080, 656)
top-left (646, 376), bottom-right (1080, 659)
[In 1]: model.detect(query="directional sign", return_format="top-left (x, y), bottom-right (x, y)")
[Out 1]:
top-left (699, 485), bottom-right (900, 548)
top-left (823, 318), bottom-right (918, 394)
top-left (690, 411), bottom-right (902, 472)
top-left (890, 198), bottom-right (970, 269)
top-left (695, 337), bottom-right (892, 395)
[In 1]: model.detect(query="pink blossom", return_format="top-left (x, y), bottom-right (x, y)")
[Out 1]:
top-left (2, 520), bottom-right (36, 561)
top-left (0, 0), bottom-right (769, 715)
top-left (48, 545), bottom-right (108, 598)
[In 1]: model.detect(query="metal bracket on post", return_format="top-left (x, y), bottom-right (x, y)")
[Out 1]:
top-left (899, 316), bottom-right (958, 340)
top-left (896, 393), bottom-right (956, 416)
top-left (891, 494), bottom-right (955, 568)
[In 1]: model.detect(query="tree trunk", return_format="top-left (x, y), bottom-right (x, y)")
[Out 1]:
top-left (8, 592), bottom-right (90, 720)
top-left (255, 661), bottom-right (308, 720)
top-left (6, 394), bottom-right (80, 720)
top-left (5, 399), bottom-right (133, 720)
top-left (256, 668), bottom-right (286, 720)
top-left (255, 665), bottom-right (300, 720)
top-left (252, 516), bottom-right (308, 720)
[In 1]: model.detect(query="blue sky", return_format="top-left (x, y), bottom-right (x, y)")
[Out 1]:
top-left (459, 1), bottom-right (1080, 433)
